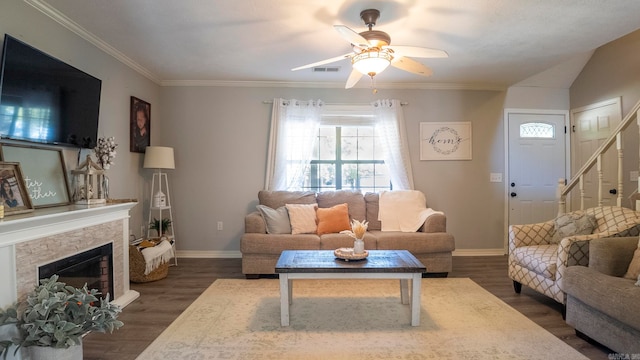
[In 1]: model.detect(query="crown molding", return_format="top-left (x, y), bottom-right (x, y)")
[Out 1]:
top-left (24, 0), bottom-right (162, 84)
top-left (161, 79), bottom-right (506, 91)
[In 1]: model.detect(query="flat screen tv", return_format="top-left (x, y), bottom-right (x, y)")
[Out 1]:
top-left (0, 34), bottom-right (101, 148)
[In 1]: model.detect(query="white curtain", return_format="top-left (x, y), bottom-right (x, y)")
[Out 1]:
top-left (372, 99), bottom-right (414, 190)
top-left (265, 98), bottom-right (323, 190)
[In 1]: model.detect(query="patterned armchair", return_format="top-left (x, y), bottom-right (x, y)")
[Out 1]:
top-left (508, 206), bottom-right (640, 304)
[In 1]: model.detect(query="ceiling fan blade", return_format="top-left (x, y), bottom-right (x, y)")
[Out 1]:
top-left (391, 57), bottom-right (433, 76)
top-left (333, 25), bottom-right (370, 48)
top-left (345, 69), bottom-right (363, 89)
top-left (386, 45), bottom-right (448, 59)
top-left (291, 53), bottom-right (353, 71)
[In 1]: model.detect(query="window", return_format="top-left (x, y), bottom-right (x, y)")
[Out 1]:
top-left (301, 106), bottom-right (391, 192)
top-left (519, 122), bottom-right (555, 139)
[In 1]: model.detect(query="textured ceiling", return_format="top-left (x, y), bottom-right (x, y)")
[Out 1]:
top-left (34, 0), bottom-right (640, 89)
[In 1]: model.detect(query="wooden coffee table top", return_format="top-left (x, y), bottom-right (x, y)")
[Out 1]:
top-left (275, 250), bottom-right (426, 274)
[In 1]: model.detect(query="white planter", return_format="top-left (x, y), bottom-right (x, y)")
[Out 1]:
top-left (27, 344), bottom-right (82, 360)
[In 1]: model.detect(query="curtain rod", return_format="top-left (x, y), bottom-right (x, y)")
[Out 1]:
top-left (262, 101), bottom-right (408, 106)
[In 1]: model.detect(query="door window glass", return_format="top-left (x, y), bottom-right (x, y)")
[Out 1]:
top-left (519, 122), bottom-right (555, 139)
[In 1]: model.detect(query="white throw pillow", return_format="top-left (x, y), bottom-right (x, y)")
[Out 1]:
top-left (285, 203), bottom-right (318, 234)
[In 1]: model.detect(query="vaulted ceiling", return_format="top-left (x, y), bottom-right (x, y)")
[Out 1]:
top-left (34, 0), bottom-right (640, 89)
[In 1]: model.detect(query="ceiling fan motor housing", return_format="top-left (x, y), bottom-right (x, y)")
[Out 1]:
top-left (359, 30), bottom-right (391, 47)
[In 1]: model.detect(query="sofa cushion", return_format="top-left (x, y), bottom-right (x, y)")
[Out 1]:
top-left (319, 233), bottom-right (376, 250)
top-left (259, 190), bottom-right (316, 209)
top-left (286, 203), bottom-right (318, 234)
top-left (316, 190), bottom-right (366, 223)
top-left (551, 213), bottom-right (597, 244)
top-left (624, 239), bottom-right (640, 280)
top-left (511, 244), bottom-right (558, 279)
top-left (564, 265), bottom-right (640, 330)
top-left (364, 192), bottom-right (382, 231)
top-left (241, 233), bottom-right (320, 254)
top-left (372, 231), bottom-right (455, 253)
top-left (256, 205), bottom-right (291, 234)
top-left (316, 203), bottom-right (351, 235)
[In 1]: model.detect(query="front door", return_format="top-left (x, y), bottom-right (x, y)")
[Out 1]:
top-left (507, 110), bottom-right (568, 226)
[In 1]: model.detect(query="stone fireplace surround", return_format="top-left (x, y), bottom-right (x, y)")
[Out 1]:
top-left (0, 202), bottom-right (139, 308)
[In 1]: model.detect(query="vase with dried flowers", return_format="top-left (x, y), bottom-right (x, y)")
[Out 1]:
top-left (94, 136), bottom-right (118, 199)
top-left (340, 219), bottom-right (368, 254)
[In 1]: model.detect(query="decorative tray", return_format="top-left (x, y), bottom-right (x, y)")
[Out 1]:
top-left (334, 248), bottom-right (369, 261)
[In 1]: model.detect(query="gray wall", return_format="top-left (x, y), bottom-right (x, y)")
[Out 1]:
top-left (0, 0), bottom-right (161, 236)
top-left (7, 0), bottom-right (638, 257)
top-left (570, 29), bottom-right (640, 210)
top-left (159, 86), bottom-right (510, 255)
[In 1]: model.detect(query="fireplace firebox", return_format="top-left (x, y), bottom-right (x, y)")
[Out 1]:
top-left (38, 243), bottom-right (114, 300)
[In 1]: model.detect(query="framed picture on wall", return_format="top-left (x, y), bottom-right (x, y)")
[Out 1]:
top-left (420, 122), bottom-right (472, 160)
top-left (0, 162), bottom-right (34, 215)
top-left (130, 96), bottom-right (151, 153)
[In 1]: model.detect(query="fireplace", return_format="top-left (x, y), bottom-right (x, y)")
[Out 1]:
top-left (39, 243), bottom-right (114, 300)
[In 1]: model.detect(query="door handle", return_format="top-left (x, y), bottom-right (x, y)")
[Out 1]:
top-left (609, 189), bottom-right (617, 195)
top-left (510, 192), bottom-right (517, 197)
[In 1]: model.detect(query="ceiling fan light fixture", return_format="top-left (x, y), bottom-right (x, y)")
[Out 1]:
top-left (351, 49), bottom-right (393, 76)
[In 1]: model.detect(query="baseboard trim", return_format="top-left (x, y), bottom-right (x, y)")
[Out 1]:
top-left (176, 250), bottom-right (242, 259)
top-left (453, 249), bottom-right (505, 256)
top-left (176, 249), bottom-right (505, 259)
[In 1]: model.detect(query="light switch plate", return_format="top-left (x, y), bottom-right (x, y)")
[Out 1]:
top-left (490, 173), bottom-right (502, 183)
top-left (631, 171), bottom-right (639, 182)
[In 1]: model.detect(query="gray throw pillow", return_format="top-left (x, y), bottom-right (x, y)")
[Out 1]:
top-left (550, 213), bottom-right (597, 244)
top-left (256, 205), bottom-right (291, 234)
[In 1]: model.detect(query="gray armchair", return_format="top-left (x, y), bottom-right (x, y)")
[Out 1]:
top-left (560, 237), bottom-right (640, 354)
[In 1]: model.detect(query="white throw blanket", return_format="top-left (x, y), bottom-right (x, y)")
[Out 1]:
top-left (378, 190), bottom-right (444, 232)
top-left (141, 240), bottom-right (174, 275)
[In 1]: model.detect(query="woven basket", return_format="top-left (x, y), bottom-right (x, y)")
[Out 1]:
top-left (129, 245), bottom-right (169, 283)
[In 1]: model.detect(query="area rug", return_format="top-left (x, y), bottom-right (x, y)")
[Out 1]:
top-left (137, 278), bottom-right (588, 360)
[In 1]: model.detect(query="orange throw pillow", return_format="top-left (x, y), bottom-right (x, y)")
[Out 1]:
top-left (316, 203), bottom-right (351, 235)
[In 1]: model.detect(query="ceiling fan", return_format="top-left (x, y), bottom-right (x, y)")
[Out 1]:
top-left (292, 9), bottom-right (448, 89)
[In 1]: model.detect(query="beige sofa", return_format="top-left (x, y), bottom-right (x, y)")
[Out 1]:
top-left (240, 190), bottom-right (455, 278)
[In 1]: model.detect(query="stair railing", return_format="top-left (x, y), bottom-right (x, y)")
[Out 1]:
top-left (557, 99), bottom-right (640, 214)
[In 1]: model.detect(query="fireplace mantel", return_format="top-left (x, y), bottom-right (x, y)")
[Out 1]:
top-left (0, 202), bottom-right (140, 309)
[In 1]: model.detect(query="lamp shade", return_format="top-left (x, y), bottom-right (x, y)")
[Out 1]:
top-left (143, 146), bottom-right (175, 169)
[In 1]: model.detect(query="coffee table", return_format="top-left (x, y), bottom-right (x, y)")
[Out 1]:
top-left (275, 249), bottom-right (426, 326)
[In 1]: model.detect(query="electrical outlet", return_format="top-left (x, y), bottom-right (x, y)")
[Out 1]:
top-left (217, 221), bottom-right (223, 231)
top-left (489, 173), bottom-right (502, 183)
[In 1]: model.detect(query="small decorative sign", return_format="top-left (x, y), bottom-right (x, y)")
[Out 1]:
top-left (420, 122), bottom-right (472, 160)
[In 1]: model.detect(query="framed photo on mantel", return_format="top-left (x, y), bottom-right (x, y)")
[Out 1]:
top-left (420, 122), bottom-right (472, 161)
top-left (0, 161), bottom-right (34, 215)
top-left (130, 96), bottom-right (151, 153)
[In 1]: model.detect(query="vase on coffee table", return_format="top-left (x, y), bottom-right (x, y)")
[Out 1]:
top-left (353, 238), bottom-right (365, 254)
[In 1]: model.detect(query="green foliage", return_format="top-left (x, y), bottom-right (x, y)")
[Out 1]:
top-left (150, 217), bottom-right (172, 235)
top-left (0, 275), bottom-right (123, 358)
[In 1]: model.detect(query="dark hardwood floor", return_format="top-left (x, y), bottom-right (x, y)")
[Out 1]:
top-left (82, 256), bottom-right (612, 360)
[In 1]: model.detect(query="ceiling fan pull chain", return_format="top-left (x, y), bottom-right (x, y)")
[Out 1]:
top-left (370, 74), bottom-right (378, 94)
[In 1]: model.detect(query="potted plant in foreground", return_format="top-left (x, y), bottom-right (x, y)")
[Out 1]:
top-left (0, 275), bottom-right (123, 359)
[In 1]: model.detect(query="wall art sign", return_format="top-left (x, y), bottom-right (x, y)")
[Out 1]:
top-left (0, 144), bottom-right (71, 207)
top-left (420, 122), bottom-right (472, 160)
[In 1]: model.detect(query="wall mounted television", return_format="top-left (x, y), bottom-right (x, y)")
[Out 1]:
top-left (0, 34), bottom-right (102, 148)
